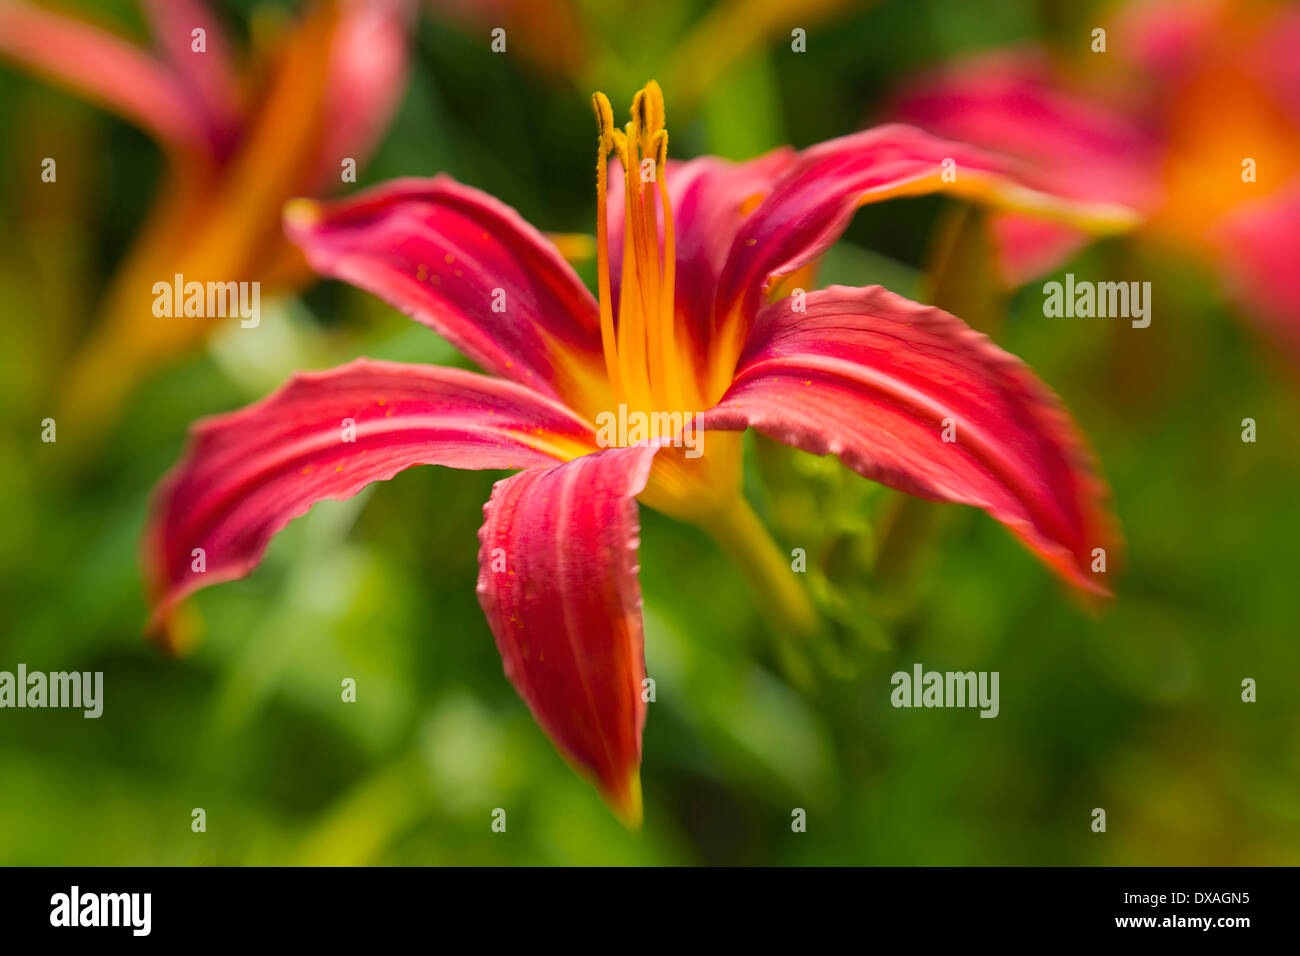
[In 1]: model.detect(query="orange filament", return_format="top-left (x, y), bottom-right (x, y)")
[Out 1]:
top-left (592, 82), bottom-right (691, 427)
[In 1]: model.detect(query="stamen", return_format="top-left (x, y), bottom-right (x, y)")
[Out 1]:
top-left (621, 119), bottom-right (655, 403)
top-left (653, 129), bottom-right (686, 413)
top-left (618, 143), bottom-right (652, 411)
top-left (591, 82), bottom-right (683, 434)
top-left (592, 92), bottom-right (622, 398)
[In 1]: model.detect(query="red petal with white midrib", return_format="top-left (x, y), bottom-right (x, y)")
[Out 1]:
top-left (700, 285), bottom-right (1118, 595)
top-left (476, 446), bottom-right (656, 825)
top-left (145, 359), bottom-right (596, 637)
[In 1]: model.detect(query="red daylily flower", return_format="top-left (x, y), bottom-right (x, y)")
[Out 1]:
top-left (145, 82), bottom-right (1129, 823)
top-left (888, 0), bottom-right (1300, 362)
top-left (0, 0), bottom-right (412, 430)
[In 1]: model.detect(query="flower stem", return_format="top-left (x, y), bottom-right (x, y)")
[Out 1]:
top-left (699, 494), bottom-right (820, 640)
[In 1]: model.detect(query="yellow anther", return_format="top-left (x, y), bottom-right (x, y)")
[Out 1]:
top-left (642, 81), bottom-right (665, 136)
top-left (592, 92), bottom-right (615, 151)
top-left (631, 87), bottom-right (646, 129)
top-left (652, 129), bottom-right (668, 169)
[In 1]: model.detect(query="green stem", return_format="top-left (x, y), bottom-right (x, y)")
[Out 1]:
top-left (699, 494), bottom-right (820, 640)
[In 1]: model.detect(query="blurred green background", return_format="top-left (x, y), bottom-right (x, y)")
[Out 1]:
top-left (1, 0), bottom-right (1297, 864)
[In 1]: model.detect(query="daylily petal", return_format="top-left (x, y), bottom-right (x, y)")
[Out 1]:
top-left (1113, 0), bottom-right (1229, 85)
top-left (1154, 6), bottom-right (1300, 239)
top-left (55, 1), bottom-right (345, 438)
top-left (888, 52), bottom-right (1162, 283)
top-left (709, 124), bottom-right (1142, 385)
top-left (1252, 6), bottom-right (1300, 125)
top-left (285, 176), bottom-right (611, 413)
top-left (145, 359), bottom-right (597, 643)
top-left (140, 0), bottom-right (244, 155)
top-left (986, 217), bottom-right (1094, 287)
top-left (606, 151), bottom-right (796, 376)
top-left (1212, 179), bottom-right (1300, 364)
top-left (306, 0), bottom-right (413, 194)
top-left (199, 0), bottom-right (341, 277)
top-left (891, 51), bottom-right (1161, 203)
top-left (477, 445), bottom-right (656, 825)
top-left (698, 285), bottom-right (1116, 595)
top-left (0, 0), bottom-right (210, 152)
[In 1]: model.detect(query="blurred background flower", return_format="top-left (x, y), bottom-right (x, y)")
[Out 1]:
top-left (0, 0), bottom-right (412, 439)
top-left (0, 0), bottom-right (1297, 864)
top-left (887, 0), bottom-right (1300, 366)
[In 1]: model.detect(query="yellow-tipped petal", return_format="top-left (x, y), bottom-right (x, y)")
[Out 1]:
top-left (608, 769), bottom-right (644, 830)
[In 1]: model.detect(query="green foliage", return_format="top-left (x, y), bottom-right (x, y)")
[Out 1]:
top-left (0, 0), bottom-right (1295, 865)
